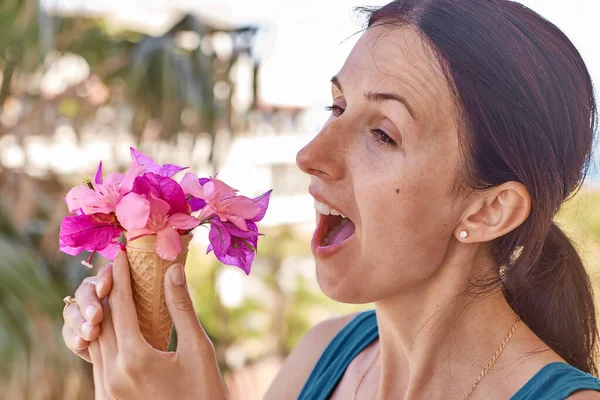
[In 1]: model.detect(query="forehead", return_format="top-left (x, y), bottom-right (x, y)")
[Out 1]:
top-left (338, 25), bottom-right (454, 123)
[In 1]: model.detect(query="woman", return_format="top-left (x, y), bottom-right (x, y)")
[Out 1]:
top-left (61, 0), bottom-right (600, 398)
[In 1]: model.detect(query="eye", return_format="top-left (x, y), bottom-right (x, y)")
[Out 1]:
top-left (325, 104), bottom-right (345, 117)
top-left (370, 129), bottom-right (397, 147)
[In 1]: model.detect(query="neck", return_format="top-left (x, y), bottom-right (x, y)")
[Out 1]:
top-left (373, 252), bottom-right (520, 399)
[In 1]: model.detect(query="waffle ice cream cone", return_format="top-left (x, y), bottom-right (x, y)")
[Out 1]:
top-left (125, 234), bottom-right (193, 351)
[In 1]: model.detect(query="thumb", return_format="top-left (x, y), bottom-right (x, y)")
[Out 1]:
top-left (164, 264), bottom-right (210, 352)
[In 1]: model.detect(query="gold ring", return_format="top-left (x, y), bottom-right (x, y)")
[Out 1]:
top-left (63, 295), bottom-right (77, 306)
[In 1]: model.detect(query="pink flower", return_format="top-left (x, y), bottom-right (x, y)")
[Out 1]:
top-left (181, 173), bottom-right (261, 231)
top-left (127, 193), bottom-right (200, 260)
top-left (65, 162), bottom-right (149, 231)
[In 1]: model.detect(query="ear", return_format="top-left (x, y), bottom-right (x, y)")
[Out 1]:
top-left (456, 181), bottom-right (531, 243)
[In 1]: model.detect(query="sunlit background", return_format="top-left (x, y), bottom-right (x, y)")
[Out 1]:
top-left (0, 0), bottom-right (599, 398)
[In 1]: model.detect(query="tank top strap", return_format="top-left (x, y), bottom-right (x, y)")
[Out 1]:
top-left (511, 362), bottom-right (600, 399)
top-left (298, 309), bottom-right (379, 400)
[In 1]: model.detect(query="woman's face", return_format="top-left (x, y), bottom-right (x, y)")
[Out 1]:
top-left (296, 25), bottom-right (468, 303)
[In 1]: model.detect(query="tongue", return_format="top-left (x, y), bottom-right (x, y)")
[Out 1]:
top-left (325, 218), bottom-right (356, 246)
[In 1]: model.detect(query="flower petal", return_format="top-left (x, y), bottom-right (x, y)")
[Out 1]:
top-left (130, 147), bottom-right (161, 174)
top-left (94, 162), bottom-right (103, 185)
top-left (65, 185), bottom-right (94, 213)
top-left (147, 193), bottom-right (171, 229)
top-left (155, 227), bottom-right (182, 261)
top-left (134, 173), bottom-right (188, 215)
top-left (180, 172), bottom-right (206, 199)
top-left (223, 236), bottom-right (257, 275)
top-left (220, 214), bottom-right (250, 232)
top-left (116, 192), bottom-right (150, 231)
top-left (104, 172), bottom-right (125, 186)
top-left (65, 185), bottom-right (113, 215)
top-left (126, 227), bottom-right (155, 242)
top-left (199, 204), bottom-right (217, 220)
top-left (188, 197), bottom-right (207, 212)
top-left (203, 179), bottom-right (238, 204)
top-left (98, 241), bottom-right (120, 260)
top-left (166, 213), bottom-right (200, 231)
top-left (208, 221), bottom-right (231, 259)
top-left (59, 214), bottom-right (121, 251)
top-left (59, 237), bottom-right (84, 256)
top-left (219, 195), bottom-right (260, 220)
top-left (251, 190), bottom-right (272, 222)
top-left (120, 165), bottom-right (145, 194)
top-left (159, 164), bottom-right (187, 178)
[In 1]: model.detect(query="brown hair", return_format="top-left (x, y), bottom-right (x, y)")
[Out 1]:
top-left (363, 0), bottom-right (598, 373)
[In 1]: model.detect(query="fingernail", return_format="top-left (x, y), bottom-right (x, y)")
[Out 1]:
top-left (82, 322), bottom-right (92, 338)
top-left (96, 282), bottom-right (104, 297)
top-left (170, 264), bottom-right (185, 286)
top-left (85, 305), bottom-right (97, 321)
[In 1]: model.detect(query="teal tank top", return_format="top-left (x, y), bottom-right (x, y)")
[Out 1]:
top-left (298, 310), bottom-right (600, 399)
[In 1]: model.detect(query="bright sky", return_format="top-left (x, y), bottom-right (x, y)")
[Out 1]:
top-left (48, 0), bottom-right (599, 108)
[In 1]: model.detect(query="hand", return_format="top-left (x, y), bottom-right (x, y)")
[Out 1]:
top-left (89, 251), bottom-right (229, 400)
top-left (62, 263), bottom-right (114, 362)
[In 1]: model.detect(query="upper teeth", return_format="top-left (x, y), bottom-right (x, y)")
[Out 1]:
top-left (314, 200), bottom-right (346, 218)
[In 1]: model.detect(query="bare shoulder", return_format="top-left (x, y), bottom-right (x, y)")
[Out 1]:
top-left (262, 311), bottom-right (361, 400)
top-left (567, 390), bottom-right (600, 399)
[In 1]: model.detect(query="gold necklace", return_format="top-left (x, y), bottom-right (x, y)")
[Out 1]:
top-left (352, 316), bottom-right (521, 400)
top-left (353, 347), bottom-right (381, 400)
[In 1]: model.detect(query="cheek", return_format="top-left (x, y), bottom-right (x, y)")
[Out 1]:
top-left (358, 158), bottom-right (458, 256)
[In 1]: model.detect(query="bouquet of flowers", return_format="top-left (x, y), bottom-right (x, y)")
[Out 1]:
top-left (59, 148), bottom-right (271, 350)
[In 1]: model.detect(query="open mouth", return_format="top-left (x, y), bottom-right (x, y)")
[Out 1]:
top-left (316, 214), bottom-right (356, 247)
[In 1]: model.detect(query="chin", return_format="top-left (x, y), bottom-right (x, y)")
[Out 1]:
top-left (315, 259), bottom-right (374, 304)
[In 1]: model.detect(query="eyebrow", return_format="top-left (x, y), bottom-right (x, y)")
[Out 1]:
top-left (331, 76), bottom-right (416, 120)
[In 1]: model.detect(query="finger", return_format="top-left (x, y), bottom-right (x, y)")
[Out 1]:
top-left (98, 297), bottom-right (118, 363)
top-left (96, 263), bottom-right (114, 299)
top-left (88, 341), bottom-right (110, 398)
top-left (63, 302), bottom-right (101, 341)
top-left (108, 251), bottom-right (143, 347)
top-left (165, 263), bottom-right (209, 352)
top-left (62, 323), bottom-right (92, 363)
top-left (74, 277), bottom-right (104, 326)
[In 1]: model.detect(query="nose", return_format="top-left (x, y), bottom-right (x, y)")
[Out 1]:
top-left (296, 122), bottom-right (345, 181)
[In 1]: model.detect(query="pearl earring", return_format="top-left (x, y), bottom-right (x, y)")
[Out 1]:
top-left (459, 230), bottom-right (468, 239)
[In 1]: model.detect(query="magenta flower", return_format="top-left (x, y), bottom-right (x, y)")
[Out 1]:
top-left (181, 173), bottom-right (261, 231)
top-left (130, 147), bottom-right (186, 178)
top-left (59, 213), bottom-right (123, 264)
top-left (127, 193), bottom-right (200, 260)
top-left (132, 172), bottom-right (189, 215)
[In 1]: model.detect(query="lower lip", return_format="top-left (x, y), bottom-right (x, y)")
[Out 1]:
top-left (311, 214), bottom-right (356, 259)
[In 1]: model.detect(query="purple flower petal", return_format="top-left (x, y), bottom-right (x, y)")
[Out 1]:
top-left (94, 162), bottom-right (103, 185)
top-left (221, 220), bottom-right (260, 239)
top-left (251, 190), bottom-right (272, 222)
top-left (206, 220), bottom-right (258, 274)
top-left (59, 214), bottom-right (121, 252)
top-left (208, 220), bottom-right (231, 259)
top-left (159, 164), bottom-right (187, 178)
top-left (188, 197), bottom-right (207, 212)
top-left (222, 235), bottom-right (257, 275)
top-left (130, 147), bottom-right (186, 178)
top-left (130, 147), bottom-right (161, 174)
